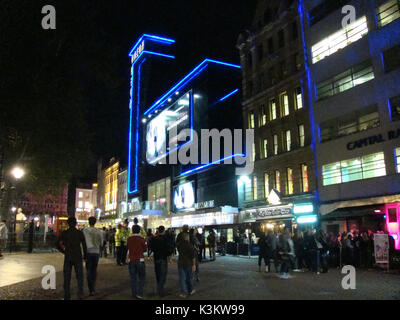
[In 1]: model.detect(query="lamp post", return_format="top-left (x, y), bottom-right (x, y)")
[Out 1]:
top-left (9, 166), bottom-right (25, 249)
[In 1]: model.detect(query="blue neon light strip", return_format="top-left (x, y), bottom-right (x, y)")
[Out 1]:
top-left (144, 59), bottom-right (241, 116)
top-left (298, 0), bottom-right (319, 204)
top-left (128, 34), bottom-right (175, 56)
top-left (127, 37), bottom-right (176, 194)
top-left (179, 154), bottom-right (245, 177)
top-left (143, 51), bottom-right (175, 59)
top-left (218, 89), bottom-right (239, 102)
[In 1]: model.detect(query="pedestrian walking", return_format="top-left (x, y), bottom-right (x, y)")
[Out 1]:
top-left (0, 220), bottom-right (8, 258)
top-left (177, 232), bottom-right (196, 298)
top-left (207, 229), bottom-right (216, 261)
top-left (82, 217), bottom-right (102, 296)
top-left (278, 229), bottom-right (295, 279)
top-left (127, 224), bottom-right (147, 299)
top-left (150, 226), bottom-right (173, 297)
top-left (56, 217), bottom-right (87, 300)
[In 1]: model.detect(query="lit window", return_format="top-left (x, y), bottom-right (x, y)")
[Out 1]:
top-left (78, 201), bottom-right (83, 208)
top-left (260, 105), bottom-right (267, 126)
top-left (287, 168), bottom-right (293, 195)
top-left (248, 112), bottom-right (255, 129)
top-left (299, 124), bottom-right (305, 147)
top-left (322, 152), bottom-right (386, 186)
top-left (263, 139), bottom-right (268, 158)
top-left (78, 192), bottom-right (83, 198)
top-left (85, 201), bottom-right (90, 209)
top-left (317, 61), bottom-right (374, 100)
top-left (264, 173), bottom-right (269, 197)
top-left (252, 143), bottom-right (256, 161)
top-left (377, 0), bottom-right (400, 27)
top-left (275, 170), bottom-right (281, 193)
top-left (301, 164), bottom-right (309, 192)
top-left (311, 16), bottom-right (368, 64)
top-left (395, 148), bottom-right (400, 173)
top-left (280, 93), bottom-right (290, 116)
top-left (270, 98), bottom-right (277, 120)
top-left (253, 176), bottom-right (258, 200)
top-left (286, 130), bottom-right (291, 151)
top-left (273, 135), bottom-right (278, 155)
top-left (295, 87), bottom-right (303, 109)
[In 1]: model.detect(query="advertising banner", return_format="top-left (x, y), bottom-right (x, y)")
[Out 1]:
top-left (374, 233), bottom-right (389, 264)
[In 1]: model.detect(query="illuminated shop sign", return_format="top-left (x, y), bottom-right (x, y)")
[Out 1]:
top-left (195, 200), bottom-right (215, 210)
top-left (131, 40), bottom-right (145, 63)
top-left (241, 205), bottom-right (293, 222)
top-left (171, 212), bottom-right (236, 228)
top-left (173, 181), bottom-right (195, 211)
top-left (296, 215), bottom-right (318, 224)
top-left (347, 129), bottom-right (400, 150)
top-left (293, 203), bottom-right (314, 215)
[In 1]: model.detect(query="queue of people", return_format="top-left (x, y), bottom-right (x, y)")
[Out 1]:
top-left (256, 228), bottom-right (381, 279)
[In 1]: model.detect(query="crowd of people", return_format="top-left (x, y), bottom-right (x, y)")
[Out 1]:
top-left (55, 217), bottom-right (394, 299)
top-left (55, 217), bottom-right (219, 300)
top-left (256, 228), bottom-right (385, 279)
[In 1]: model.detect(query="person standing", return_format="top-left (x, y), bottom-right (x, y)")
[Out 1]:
top-left (109, 227), bottom-right (116, 257)
top-left (150, 226), bottom-right (172, 297)
top-left (257, 233), bottom-right (268, 272)
top-left (177, 232), bottom-right (196, 298)
top-left (207, 229), bottom-right (216, 261)
top-left (278, 229), bottom-right (294, 279)
top-left (189, 228), bottom-right (200, 282)
top-left (115, 225), bottom-right (124, 266)
top-left (133, 217), bottom-right (147, 239)
top-left (101, 227), bottom-right (109, 258)
top-left (265, 230), bottom-right (278, 273)
top-left (56, 217), bottom-right (87, 300)
top-left (82, 217), bottom-right (102, 296)
top-left (127, 225), bottom-right (147, 299)
top-left (219, 234), bottom-right (227, 256)
top-left (0, 220), bottom-right (8, 258)
top-left (146, 229), bottom-right (154, 258)
top-left (293, 231), bottom-right (306, 271)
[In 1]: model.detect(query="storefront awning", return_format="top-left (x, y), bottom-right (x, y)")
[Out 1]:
top-left (319, 194), bottom-right (400, 216)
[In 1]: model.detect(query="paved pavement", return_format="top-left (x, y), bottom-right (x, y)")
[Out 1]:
top-left (0, 253), bottom-right (399, 300)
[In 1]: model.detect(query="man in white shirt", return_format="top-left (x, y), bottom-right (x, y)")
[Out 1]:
top-left (82, 217), bottom-right (102, 296)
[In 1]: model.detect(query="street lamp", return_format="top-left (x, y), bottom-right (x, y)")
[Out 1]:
top-left (11, 167), bottom-right (25, 180)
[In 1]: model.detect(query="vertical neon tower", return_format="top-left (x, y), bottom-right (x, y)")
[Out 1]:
top-left (127, 34), bottom-right (176, 194)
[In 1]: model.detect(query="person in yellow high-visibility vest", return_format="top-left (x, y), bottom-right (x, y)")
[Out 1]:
top-left (115, 222), bottom-right (131, 266)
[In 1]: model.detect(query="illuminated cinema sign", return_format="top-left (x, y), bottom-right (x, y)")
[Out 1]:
top-left (171, 212), bottom-right (236, 228)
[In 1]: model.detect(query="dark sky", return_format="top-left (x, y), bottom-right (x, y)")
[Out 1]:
top-left (2, 0), bottom-right (257, 182)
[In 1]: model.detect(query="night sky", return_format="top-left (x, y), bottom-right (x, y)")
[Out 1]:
top-left (2, 0), bottom-right (256, 183)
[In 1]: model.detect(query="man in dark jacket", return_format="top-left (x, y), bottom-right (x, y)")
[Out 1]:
top-left (56, 217), bottom-right (87, 300)
top-left (150, 225), bottom-right (172, 297)
top-left (258, 233), bottom-right (268, 272)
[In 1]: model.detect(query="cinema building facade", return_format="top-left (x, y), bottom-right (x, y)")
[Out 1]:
top-left (125, 34), bottom-right (245, 242)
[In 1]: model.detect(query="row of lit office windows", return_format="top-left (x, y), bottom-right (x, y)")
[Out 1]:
top-left (321, 151), bottom-right (400, 186)
top-left (251, 125), bottom-right (306, 161)
top-left (243, 164), bottom-right (310, 201)
top-left (248, 87), bottom-right (303, 129)
top-left (311, 0), bottom-right (400, 64)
